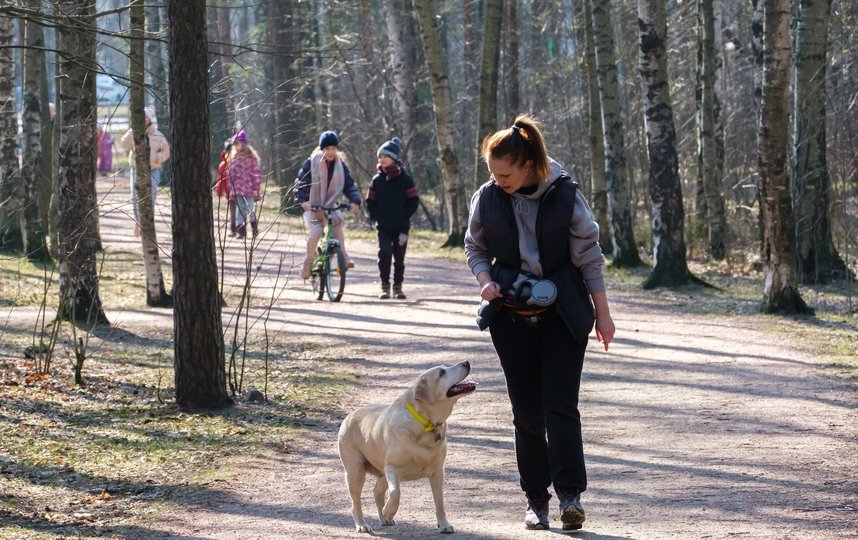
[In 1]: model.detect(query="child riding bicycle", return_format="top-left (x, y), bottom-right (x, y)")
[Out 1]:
top-left (293, 131), bottom-right (362, 280)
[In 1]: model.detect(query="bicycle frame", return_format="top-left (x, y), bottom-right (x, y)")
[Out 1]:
top-left (309, 203), bottom-right (349, 302)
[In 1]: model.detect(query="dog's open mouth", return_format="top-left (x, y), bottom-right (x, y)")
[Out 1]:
top-left (447, 381), bottom-right (478, 397)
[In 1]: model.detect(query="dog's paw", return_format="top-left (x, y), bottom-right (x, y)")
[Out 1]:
top-left (439, 523), bottom-right (455, 534)
top-left (380, 516), bottom-right (396, 526)
top-left (355, 522), bottom-right (373, 534)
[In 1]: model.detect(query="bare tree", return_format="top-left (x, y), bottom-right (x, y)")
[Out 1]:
top-left (130, 0), bottom-right (171, 307)
top-left (414, 0), bottom-right (467, 246)
top-left (757, 0), bottom-right (811, 314)
top-left (793, 0), bottom-right (848, 283)
top-left (582, 0), bottom-right (611, 254)
top-left (637, 0), bottom-right (697, 288)
top-left (589, 0), bottom-right (641, 267)
top-left (382, 0), bottom-right (419, 159)
top-left (475, 0), bottom-right (503, 189)
top-left (503, 0), bottom-right (519, 114)
top-left (147, 3), bottom-right (170, 184)
top-left (55, 0), bottom-right (107, 325)
top-left (0, 14), bottom-right (22, 252)
top-left (22, 13), bottom-right (49, 261)
top-left (168, 0), bottom-right (233, 408)
top-left (697, 0), bottom-right (727, 260)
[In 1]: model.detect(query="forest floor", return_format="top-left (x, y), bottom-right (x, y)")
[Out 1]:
top-left (1, 174), bottom-right (858, 539)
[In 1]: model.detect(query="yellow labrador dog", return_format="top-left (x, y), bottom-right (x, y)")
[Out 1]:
top-left (337, 361), bottom-right (477, 534)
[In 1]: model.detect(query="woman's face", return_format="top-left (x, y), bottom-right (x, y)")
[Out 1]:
top-left (377, 155), bottom-right (395, 168)
top-left (233, 140), bottom-right (245, 151)
top-left (322, 146), bottom-right (338, 161)
top-left (486, 155), bottom-right (534, 193)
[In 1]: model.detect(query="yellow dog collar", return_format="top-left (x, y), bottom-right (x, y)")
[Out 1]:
top-left (406, 402), bottom-right (437, 433)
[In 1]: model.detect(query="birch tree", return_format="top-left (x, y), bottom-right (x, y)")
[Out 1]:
top-left (0, 14), bottom-right (22, 252)
top-left (56, 0), bottom-right (107, 324)
top-left (22, 13), bottom-right (50, 261)
top-left (757, 0), bottom-right (811, 314)
top-left (637, 0), bottom-right (696, 288)
top-left (130, 0), bottom-right (171, 307)
top-left (792, 0), bottom-right (848, 283)
top-left (168, 0), bottom-right (232, 408)
top-left (414, 0), bottom-right (467, 246)
top-left (590, 0), bottom-right (641, 267)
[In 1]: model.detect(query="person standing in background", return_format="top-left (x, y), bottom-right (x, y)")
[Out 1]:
top-left (226, 130), bottom-right (261, 239)
top-left (366, 137), bottom-right (419, 299)
top-left (120, 107), bottom-right (170, 237)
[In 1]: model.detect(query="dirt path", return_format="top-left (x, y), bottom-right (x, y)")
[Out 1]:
top-left (39, 178), bottom-right (858, 538)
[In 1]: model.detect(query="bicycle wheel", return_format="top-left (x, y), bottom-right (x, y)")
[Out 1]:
top-left (325, 245), bottom-right (346, 302)
top-left (311, 246), bottom-right (325, 300)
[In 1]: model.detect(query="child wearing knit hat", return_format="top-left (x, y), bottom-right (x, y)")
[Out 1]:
top-left (366, 136), bottom-right (419, 299)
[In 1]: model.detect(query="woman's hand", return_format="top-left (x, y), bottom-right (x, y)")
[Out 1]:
top-left (350, 202), bottom-right (360, 213)
top-left (480, 281), bottom-right (502, 301)
top-left (595, 313), bottom-right (615, 351)
top-left (300, 201), bottom-right (312, 212)
top-left (476, 270), bottom-right (502, 301)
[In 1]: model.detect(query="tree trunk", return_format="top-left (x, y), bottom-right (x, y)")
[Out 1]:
top-left (22, 14), bottom-right (50, 262)
top-left (168, 0), bottom-right (233, 409)
top-left (208, 4), bottom-right (230, 166)
top-left (147, 3), bottom-right (170, 186)
top-left (383, 0), bottom-right (419, 157)
top-left (414, 0), bottom-right (467, 247)
top-left (697, 0), bottom-right (727, 260)
top-left (131, 0), bottom-right (171, 307)
top-left (758, 0), bottom-right (811, 314)
top-left (751, 0), bottom-right (766, 260)
top-left (793, 0), bottom-right (847, 283)
top-left (583, 0), bottom-right (611, 254)
top-left (475, 0), bottom-right (503, 189)
top-left (504, 0), bottom-right (520, 114)
top-left (56, 0), bottom-right (108, 325)
top-left (590, 0), bottom-right (641, 267)
top-left (0, 14), bottom-right (23, 252)
top-left (637, 0), bottom-right (694, 289)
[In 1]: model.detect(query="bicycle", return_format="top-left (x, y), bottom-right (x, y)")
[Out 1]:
top-left (309, 203), bottom-right (350, 302)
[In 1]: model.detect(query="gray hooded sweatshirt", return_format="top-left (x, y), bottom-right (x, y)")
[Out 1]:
top-left (464, 159), bottom-right (606, 295)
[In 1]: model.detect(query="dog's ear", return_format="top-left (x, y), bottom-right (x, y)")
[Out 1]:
top-left (413, 375), bottom-right (430, 403)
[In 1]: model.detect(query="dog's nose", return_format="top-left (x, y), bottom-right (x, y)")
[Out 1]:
top-left (461, 360), bottom-right (470, 370)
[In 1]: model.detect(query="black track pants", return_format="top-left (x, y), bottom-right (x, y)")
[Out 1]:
top-left (489, 309), bottom-right (588, 498)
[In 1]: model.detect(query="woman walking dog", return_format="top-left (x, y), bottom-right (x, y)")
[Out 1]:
top-left (464, 114), bottom-right (615, 532)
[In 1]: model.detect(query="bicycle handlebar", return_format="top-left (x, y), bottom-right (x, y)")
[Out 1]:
top-left (311, 203), bottom-right (351, 212)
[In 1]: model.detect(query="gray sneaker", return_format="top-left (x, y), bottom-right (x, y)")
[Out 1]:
top-left (524, 494), bottom-right (550, 530)
top-left (557, 490), bottom-right (585, 531)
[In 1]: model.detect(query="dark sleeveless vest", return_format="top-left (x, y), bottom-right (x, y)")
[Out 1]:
top-left (477, 174), bottom-right (595, 341)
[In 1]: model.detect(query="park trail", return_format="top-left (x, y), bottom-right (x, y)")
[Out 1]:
top-left (88, 176), bottom-right (858, 538)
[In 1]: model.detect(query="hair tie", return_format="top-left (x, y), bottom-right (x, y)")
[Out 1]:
top-left (511, 124), bottom-right (529, 144)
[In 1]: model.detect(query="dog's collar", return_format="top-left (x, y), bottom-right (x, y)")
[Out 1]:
top-left (406, 402), bottom-right (440, 433)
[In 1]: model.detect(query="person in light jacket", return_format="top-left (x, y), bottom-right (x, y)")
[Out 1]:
top-left (120, 107), bottom-right (170, 237)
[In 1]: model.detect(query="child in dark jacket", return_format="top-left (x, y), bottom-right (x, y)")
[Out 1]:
top-left (366, 137), bottom-right (419, 299)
